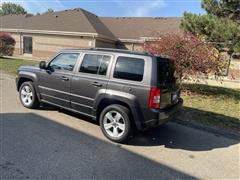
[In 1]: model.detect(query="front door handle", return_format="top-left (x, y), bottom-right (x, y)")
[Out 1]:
top-left (61, 76), bottom-right (69, 81)
top-left (92, 82), bottom-right (102, 87)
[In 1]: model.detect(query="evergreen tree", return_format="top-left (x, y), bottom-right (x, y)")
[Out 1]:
top-left (0, 2), bottom-right (27, 16)
top-left (42, 8), bottom-right (54, 14)
top-left (181, 0), bottom-right (240, 54)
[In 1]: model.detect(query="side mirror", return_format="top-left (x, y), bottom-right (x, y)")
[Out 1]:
top-left (39, 61), bottom-right (46, 69)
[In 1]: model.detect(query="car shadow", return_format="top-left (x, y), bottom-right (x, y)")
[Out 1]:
top-left (127, 106), bottom-right (239, 149)
top-left (1, 112), bottom-right (196, 179)
top-left (127, 122), bottom-right (239, 150)
top-left (39, 106), bottom-right (239, 152)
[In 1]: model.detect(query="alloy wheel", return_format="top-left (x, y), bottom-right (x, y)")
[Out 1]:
top-left (20, 85), bottom-right (33, 106)
top-left (103, 110), bottom-right (126, 138)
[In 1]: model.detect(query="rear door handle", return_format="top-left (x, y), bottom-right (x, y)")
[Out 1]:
top-left (92, 82), bottom-right (102, 87)
top-left (61, 76), bottom-right (69, 81)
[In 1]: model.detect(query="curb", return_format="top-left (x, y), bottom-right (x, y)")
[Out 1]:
top-left (3, 56), bottom-right (41, 61)
top-left (173, 118), bottom-right (240, 140)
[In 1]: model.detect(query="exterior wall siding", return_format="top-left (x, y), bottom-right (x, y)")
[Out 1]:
top-left (10, 33), bottom-right (21, 55)
top-left (95, 39), bottom-right (116, 48)
top-left (9, 32), bottom-right (144, 59)
top-left (132, 43), bottom-right (144, 51)
top-left (31, 34), bottom-right (95, 58)
top-left (117, 42), bottom-right (144, 51)
top-left (13, 48), bottom-right (20, 55)
top-left (10, 32), bottom-right (95, 59)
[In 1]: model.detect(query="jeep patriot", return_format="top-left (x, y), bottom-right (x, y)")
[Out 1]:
top-left (16, 48), bottom-right (183, 143)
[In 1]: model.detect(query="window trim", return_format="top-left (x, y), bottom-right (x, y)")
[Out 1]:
top-left (112, 56), bottom-right (145, 82)
top-left (47, 52), bottom-right (80, 72)
top-left (77, 53), bottom-right (113, 77)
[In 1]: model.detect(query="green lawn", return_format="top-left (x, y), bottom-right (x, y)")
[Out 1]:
top-left (0, 57), bottom-right (38, 75)
top-left (181, 84), bottom-right (240, 131)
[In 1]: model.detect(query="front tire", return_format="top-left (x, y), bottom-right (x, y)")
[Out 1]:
top-left (19, 81), bottom-right (39, 109)
top-left (99, 105), bottom-right (133, 143)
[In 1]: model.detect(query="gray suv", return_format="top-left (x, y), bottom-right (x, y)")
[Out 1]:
top-left (16, 48), bottom-right (183, 143)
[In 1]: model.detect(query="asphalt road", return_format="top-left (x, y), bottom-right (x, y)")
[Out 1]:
top-left (0, 73), bottom-right (239, 179)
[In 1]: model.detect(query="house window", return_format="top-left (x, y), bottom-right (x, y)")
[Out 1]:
top-left (23, 37), bottom-right (32, 54)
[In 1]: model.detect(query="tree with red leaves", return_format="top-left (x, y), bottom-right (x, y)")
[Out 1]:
top-left (144, 32), bottom-right (223, 83)
top-left (0, 32), bottom-right (16, 57)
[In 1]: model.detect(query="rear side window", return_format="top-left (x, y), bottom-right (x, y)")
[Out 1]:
top-left (79, 54), bottom-right (111, 75)
top-left (113, 57), bottom-right (144, 82)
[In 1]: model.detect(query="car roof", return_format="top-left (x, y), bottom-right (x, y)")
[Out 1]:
top-left (60, 48), bottom-right (154, 57)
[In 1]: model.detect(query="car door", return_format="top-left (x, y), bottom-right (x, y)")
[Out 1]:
top-left (38, 52), bottom-right (80, 108)
top-left (70, 53), bottom-right (112, 117)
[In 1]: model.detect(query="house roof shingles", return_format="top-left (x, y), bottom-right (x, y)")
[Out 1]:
top-left (1, 8), bottom-right (116, 40)
top-left (100, 17), bottom-right (181, 40)
top-left (0, 8), bottom-right (181, 41)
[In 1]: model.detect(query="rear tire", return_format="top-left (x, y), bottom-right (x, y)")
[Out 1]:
top-left (99, 104), bottom-right (133, 143)
top-left (19, 81), bottom-right (39, 109)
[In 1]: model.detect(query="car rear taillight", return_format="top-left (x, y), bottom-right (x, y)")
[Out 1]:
top-left (148, 88), bottom-right (161, 109)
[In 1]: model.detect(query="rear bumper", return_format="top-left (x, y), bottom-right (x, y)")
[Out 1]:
top-left (139, 98), bottom-right (183, 130)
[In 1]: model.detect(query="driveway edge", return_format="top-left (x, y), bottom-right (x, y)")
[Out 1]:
top-left (173, 118), bottom-right (240, 140)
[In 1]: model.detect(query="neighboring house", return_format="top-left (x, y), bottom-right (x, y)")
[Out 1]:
top-left (0, 8), bottom-right (181, 59)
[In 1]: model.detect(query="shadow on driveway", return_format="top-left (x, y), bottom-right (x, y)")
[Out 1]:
top-left (0, 112), bottom-right (196, 179)
top-left (128, 123), bottom-right (239, 150)
top-left (57, 107), bottom-right (239, 151)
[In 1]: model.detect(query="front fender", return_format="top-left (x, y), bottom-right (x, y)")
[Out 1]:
top-left (16, 71), bottom-right (38, 91)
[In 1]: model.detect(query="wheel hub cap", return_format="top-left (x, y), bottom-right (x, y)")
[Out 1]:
top-left (103, 111), bottom-right (126, 138)
top-left (20, 85), bottom-right (33, 106)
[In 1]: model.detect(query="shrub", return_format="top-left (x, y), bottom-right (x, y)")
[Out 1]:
top-left (0, 32), bottom-right (16, 57)
top-left (144, 32), bottom-right (224, 83)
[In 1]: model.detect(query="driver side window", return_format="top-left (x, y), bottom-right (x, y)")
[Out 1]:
top-left (48, 53), bottom-right (79, 71)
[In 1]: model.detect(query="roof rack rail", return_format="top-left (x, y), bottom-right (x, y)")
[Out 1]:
top-left (94, 48), bottom-right (153, 56)
top-left (94, 48), bottom-right (131, 52)
top-left (61, 48), bottom-right (153, 56)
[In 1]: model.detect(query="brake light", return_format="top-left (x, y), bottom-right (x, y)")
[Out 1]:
top-left (148, 88), bottom-right (161, 109)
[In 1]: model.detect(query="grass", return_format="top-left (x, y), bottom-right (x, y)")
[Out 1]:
top-left (180, 84), bottom-right (240, 131)
top-left (0, 57), bottom-right (38, 75)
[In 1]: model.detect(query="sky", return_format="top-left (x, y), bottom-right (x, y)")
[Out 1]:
top-left (1, 0), bottom-right (205, 17)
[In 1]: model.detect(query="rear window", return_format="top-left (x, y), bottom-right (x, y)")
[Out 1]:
top-left (113, 56), bottom-right (144, 82)
top-left (157, 57), bottom-right (176, 84)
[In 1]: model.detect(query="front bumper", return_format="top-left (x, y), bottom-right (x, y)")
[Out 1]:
top-left (141, 98), bottom-right (183, 130)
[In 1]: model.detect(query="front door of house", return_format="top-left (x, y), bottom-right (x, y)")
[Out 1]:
top-left (23, 36), bottom-right (32, 54)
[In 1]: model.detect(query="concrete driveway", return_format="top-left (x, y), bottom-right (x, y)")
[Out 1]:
top-left (0, 73), bottom-right (239, 179)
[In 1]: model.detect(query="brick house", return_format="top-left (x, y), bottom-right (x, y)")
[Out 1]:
top-left (0, 8), bottom-right (181, 59)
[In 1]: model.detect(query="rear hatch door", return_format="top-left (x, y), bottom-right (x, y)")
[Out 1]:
top-left (156, 57), bottom-right (180, 109)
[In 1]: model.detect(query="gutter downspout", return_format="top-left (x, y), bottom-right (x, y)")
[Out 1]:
top-left (131, 43), bottom-right (134, 51)
top-left (92, 34), bottom-right (96, 48)
top-left (18, 31), bottom-right (22, 55)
